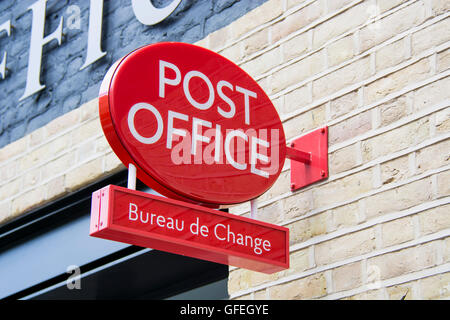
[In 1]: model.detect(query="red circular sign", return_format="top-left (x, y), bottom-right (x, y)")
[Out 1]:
top-left (99, 42), bottom-right (286, 207)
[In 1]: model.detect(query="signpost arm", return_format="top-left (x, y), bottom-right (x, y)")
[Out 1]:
top-left (250, 198), bottom-right (258, 219)
top-left (287, 126), bottom-right (329, 191)
top-left (128, 163), bottom-right (137, 190)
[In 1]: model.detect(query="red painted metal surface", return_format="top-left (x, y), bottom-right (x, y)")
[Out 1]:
top-left (99, 42), bottom-right (286, 207)
top-left (90, 185), bottom-right (289, 274)
top-left (289, 127), bottom-right (328, 191)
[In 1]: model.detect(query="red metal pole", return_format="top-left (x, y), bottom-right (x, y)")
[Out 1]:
top-left (285, 146), bottom-right (311, 164)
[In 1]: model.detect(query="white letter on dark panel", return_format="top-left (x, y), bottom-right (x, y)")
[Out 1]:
top-left (0, 20), bottom-right (11, 80)
top-left (131, 0), bottom-right (182, 25)
top-left (20, 0), bottom-right (64, 101)
top-left (80, 0), bottom-right (106, 70)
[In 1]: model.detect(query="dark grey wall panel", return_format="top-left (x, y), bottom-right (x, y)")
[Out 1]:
top-left (0, 0), bottom-right (268, 148)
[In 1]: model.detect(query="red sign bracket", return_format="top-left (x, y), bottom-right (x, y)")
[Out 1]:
top-left (286, 126), bottom-right (328, 191)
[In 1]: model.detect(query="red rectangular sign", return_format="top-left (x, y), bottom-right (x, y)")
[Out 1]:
top-left (90, 185), bottom-right (289, 274)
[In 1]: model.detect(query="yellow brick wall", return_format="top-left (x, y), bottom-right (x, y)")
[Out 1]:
top-left (204, 0), bottom-right (450, 300)
top-left (0, 0), bottom-right (448, 299)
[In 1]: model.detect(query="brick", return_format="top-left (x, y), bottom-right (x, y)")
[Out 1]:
top-left (283, 84), bottom-right (311, 115)
top-left (315, 228), bottom-right (376, 265)
top-left (79, 99), bottom-right (99, 123)
top-left (312, 169), bottom-right (373, 208)
top-left (333, 261), bottom-right (362, 292)
top-left (329, 110), bottom-right (372, 145)
top-left (288, 212), bottom-right (328, 244)
top-left (413, 77), bottom-right (450, 111)
top-left (444, 238), bottom-right (450, 263)
top-left (0, 136), bottom-right (28, 162)
top-left (326, 0), bottom-right (354, 13)
top-left (0, 161), bottom-right (17, 182)
top-left (65, 157), bottom-right (103, 192)
top-left (313, 56), bottom-right (371, 100)
top-left (228, 269), bottom-right (252, 294)
top-left (71, 119), bottom-right (102, 144)
top-left (241, 46), bottom-right (282, 77)
top-left (285, 248), bottom-right (311, 276)
top-left (269, 273), bottom-right (327, 299)
top-left (381, 216), bottom-right (415, 247)
top-left (375, 37), bottom-right (407, 71)
top-left (435, 107), bottom-right (450, 134)
top-left (253, 290), bottom-right (267, 300)
top-left (249, 270), bottom-right (279, 287)
top-left (257, 201), bottom-right (284, 225)
top-left (29, 127), bottom-right (46, 148)
top-left (230, 0), bottom-right (284, 40)
top-left (282, 32), bottom-right (310, 62)
top-left (11, 187), bottom-right (46, 217)
top-left (367, 242), bottom-right (437, 281)
top-left (331, 201), bottom-right (361, 230)
top-left (271, 0), bottom-right (323, 43)
top-left (344, 288), bottom-right (384, 300)
top-left (313, 1), bottom-right (371, 49)
top-left (420, 272), bottom-right (450, 299)
top-left (258, 170), bottom-right (290, 203)
top-left (431, 0), bottom-right (450, 16)
top-left (23, 169), bottom-right (41, 189)
top-left (365, 177), bottom-right (433, 219)
top-left (95, 135), bottom-right (111, 154)
top-left (0, 177), bottom-right (22, 201)
top-left (327, 34), bottom-right (355, 67)
top-left (362, 117), bottom-right (430, 162)
top-left (380, 154), bottom-right (410, 185)
top-left (365, 58), bottom-right (431, 104)
top-left (45, 107), bottom-right (80, 137)
top-left (20, 133), bottom-right (72, 171)
top-left (419, 204), bottom-right (450, 236)
top-left (329, 90), bottom-right (359, 120)
top-left (379, 95), bottom-right (409, 127)
top-left (415, 139), bottom-right (450, 174)
top-left (45, 175), bottom-right (67, 202)
top-left (282, 105), bottom-right (326, 139)
top-left (360, 1), bottom-right (427, 52)
top-left (282, 190), bottom-right (314, 220)
top-left (437, 47), bottom-right (450, 72)
top-left (412, 18), bottom-right (450, 55)
top-left (209, 25), bottom-right (233, 51)
top-left (377, 0), bottom-right (409, 13)
top-left (0, 201), bottom-right (11, 225)
top-left (76, 140), bottom-right (97, 163)
top-left (271, 50), bottom-right (325, 93)
top-left (103, 152), bottom-right (125, 174)
top-left (41, 152), bottom-right (75, 179)
top-left (240, 28), bottom-right (269, 58)
top-left (329, 143), bottom-right (359, 175)
top-left (436, 170), bottom-right (450, 198)
top-left (386, 283), bottom-right (414, 300)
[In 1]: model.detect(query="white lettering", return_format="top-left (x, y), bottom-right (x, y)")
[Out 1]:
top-left (166, 110), bottom-right (188, 149)
top-left (191, 117), bottom-right (212, 156)
top-left (235, 86), bottom-right (257, 125)
top-left (225, 130), bottom-right (248, 171)
top-left (216, 80), bottom-right (236, 118)
top-left (20, 0), bottom-right (64, 101)
top-left (183, 70), bottom-right (215, 110)
top-left (0, 20), bottom-right (11, 80)
top-left (128, 103), bottom-right (164, 144)
top-left (66, 5), bottom-right (81, 30)
top-left (250, 137), bottom-right (270, 178)
top-left (159, 60), bottom-right (181, 98)
top-left (131, 0), bottom-right (182, 26)
top-left (129, 203), bottom-right (138, 221)
top-left (80, 0), bottom-right (106, 69)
